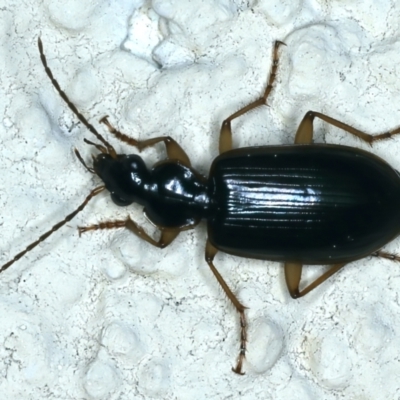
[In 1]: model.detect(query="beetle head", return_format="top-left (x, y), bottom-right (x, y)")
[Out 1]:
top-left (93, 153), bottom-right (150, 206)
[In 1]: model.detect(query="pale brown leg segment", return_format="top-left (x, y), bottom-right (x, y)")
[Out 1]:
top-left (79, 217), bottom-right (180, 248)
top-left (285, 248), bottom-right (400, 299)
top-left (205, 239), bottom-right (247, 375)
top-left (99, 116), bottom-right (191, 167)
top-left (284, 262), bottom-right (346, 299)
top-left (371, 249), bottom-right (400, 262)
top-left (219, 41), bottom-right (286, 154)
top-left (295, 110), bottom-right (400, 145)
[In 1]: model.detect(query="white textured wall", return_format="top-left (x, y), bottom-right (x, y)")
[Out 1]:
top-left (1, 1), bottom-right (400, 399)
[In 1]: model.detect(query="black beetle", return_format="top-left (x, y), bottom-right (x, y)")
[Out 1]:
top-left (2, 39), bottom-right (400, 375)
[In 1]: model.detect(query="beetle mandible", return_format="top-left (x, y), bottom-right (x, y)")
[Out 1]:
top-left (2, 38), bottom-right (400, 375)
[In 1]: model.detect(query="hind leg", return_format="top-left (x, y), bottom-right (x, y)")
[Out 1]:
top-left (294, 111), bottom-right (400, 144)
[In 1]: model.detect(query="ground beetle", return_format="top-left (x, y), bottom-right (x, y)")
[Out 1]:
top-left (2, 39), bottom-right (400, 375)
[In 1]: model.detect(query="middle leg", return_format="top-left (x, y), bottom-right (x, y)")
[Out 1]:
top-left (205, 239), bottom-right (248, 375)
top-left (219, 41), bottom-right (286, 154)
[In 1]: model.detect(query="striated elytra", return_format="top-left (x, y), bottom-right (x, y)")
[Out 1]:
top-left (208, 145), bottom-right (400, 265)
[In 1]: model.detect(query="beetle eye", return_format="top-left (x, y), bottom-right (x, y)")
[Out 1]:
top-left (111, 193), bottom-right (132, 207)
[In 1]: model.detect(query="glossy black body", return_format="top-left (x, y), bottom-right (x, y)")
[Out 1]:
top-left (96, 144), bottom-right (400, 265)
top-left (208, 144), bottom-right (400, 264)
top-left (94, 153), bottom-right (210, 227)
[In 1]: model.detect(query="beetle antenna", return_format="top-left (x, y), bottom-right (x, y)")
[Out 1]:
top-left (83, 138), bottom-right (108, 154)
top-left (74, 148), bottom-right (96, 173)
top-left (38, 37), bottom-right (117, 159)
top-left (0, 186), bottom-right (105, 273)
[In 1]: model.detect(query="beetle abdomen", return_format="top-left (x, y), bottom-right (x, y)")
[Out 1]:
top-left (208, 145), bottom-right (400, 264)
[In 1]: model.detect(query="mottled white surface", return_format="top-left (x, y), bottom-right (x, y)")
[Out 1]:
top-left (1, 0), bottom-right (400, 399)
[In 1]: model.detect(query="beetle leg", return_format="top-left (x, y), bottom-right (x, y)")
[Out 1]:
top-left (372, 249), bottom-right (400, 262)
top-left (205, 239), bottom-right (248, 375)
top-left (99, 116), bottom-right (191, 167)
top-left (78, 217), bottom-right (180, 248)
top-left (295, 110), bottom-right (400, 144)
top-left (284, 262), bottom-right (346, 299)
top-left (219, 41), bottom-right (286, 154)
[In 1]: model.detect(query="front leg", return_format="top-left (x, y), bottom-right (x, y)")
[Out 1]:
top-left (79, 217), bottom-right (180, 248)
top-left (99, 116), bottom-right (191, 167)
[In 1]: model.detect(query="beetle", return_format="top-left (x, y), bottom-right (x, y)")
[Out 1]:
top-left (2, 38), bottom-right (400, 375)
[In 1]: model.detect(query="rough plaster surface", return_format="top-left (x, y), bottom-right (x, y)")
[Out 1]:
top-left (1, 0), bottom-right (400, 399)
